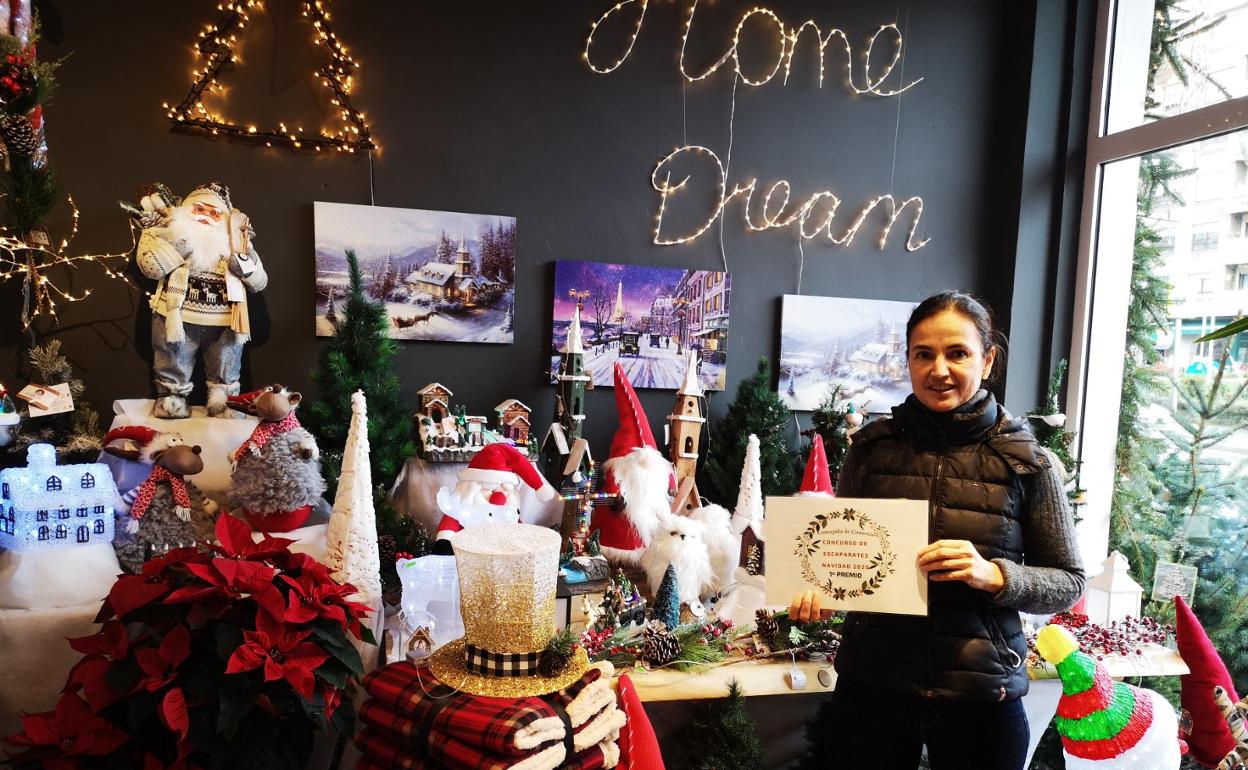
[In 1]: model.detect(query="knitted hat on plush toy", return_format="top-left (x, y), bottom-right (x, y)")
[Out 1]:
top-left (1037, 624), bottom-right (1182, 769)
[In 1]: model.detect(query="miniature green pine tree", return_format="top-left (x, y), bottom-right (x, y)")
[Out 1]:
top-left (805, 383), bottom-right (851, 480)
top-left (654, 564), bottom-right (680, 629)
top-left (305, 249), bottom-right (424, 586)
top-left (9, 340), bottom-right (101, 463)
top-left (668, 681), bottom-right (765, 770)
top-left (700, 358), bottom-right (799, 506)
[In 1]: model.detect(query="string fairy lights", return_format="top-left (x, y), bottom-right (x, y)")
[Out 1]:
top-left (649, 144), bottom-right (929, 251)
top-left (584, 0), bottom-right (922, 96)
top-left (163, 0), bottom-right (374, 154)
top-left (0, 195), bottom-right (140, 331)
top-left (584, 1), bottom-right (930, 254)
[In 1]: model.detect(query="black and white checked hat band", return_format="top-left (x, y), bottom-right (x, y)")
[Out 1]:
top-left (464, 643), bottom-right (542, 678)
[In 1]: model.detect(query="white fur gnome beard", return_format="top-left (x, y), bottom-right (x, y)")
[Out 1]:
top-left (606, 448), bottom-right (672, 546)
top-left (641, 516), bottom-right (713, 606)
top-left (167, 204), bottom-right (230, 272)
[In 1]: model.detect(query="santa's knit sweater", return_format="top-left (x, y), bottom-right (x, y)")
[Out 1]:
top-left (136, 229), bottom-right (268, 327)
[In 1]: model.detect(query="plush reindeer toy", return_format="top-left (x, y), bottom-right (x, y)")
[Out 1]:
top-left (104, 426), bottom-right (214, 572)
top-left (227, 385), bottom-right (326, 532)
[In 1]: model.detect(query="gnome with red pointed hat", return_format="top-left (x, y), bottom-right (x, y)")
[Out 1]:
top-left (798, 435), bottom-right (836, 497)
top-left (593, 363), bottom-right (676, 564)
top-left (434, 443), bottom-right (557, 546)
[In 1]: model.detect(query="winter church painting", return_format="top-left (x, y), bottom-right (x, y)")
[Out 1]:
top-left (550, 260), bottom-right (731, 391)
top-left (778, 294), bottom-right (916, 413)
top-left (314, 202), bottom-right (516, 343)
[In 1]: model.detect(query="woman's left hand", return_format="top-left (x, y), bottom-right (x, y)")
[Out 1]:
top-left (917, 539), bottom-right (1004, 593)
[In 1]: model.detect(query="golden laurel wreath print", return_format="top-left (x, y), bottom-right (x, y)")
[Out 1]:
top-left (793, 507), bottom-right (897, 601)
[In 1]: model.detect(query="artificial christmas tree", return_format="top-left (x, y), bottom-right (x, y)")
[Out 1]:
top-left (654, 564), bottom-right (680, 630)
top-left (668, 681), bottom-right (765, 770)
top-left (700, 357), bottom-right (798, 508)
top-left (306, 249), bottom-right (424, 586)
top-left (7, 340), bottom-right (102, 463)
top-left (804, 384), bottom-right (852, 479)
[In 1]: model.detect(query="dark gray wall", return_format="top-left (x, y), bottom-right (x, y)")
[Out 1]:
top-left (0, 0), bottom-right (1086, 459)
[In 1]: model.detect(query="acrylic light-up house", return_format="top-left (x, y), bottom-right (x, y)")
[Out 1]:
top-left (0, 443), bottom-right (117, 551)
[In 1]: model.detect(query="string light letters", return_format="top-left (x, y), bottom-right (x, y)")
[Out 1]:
top-left (585, 1), bottom-right (931, 252)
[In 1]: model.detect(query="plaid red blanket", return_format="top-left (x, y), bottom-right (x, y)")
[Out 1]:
top-left (360, 662), bottom-right (605, 756)
top-left (354, 727), bottom-right (612, 770)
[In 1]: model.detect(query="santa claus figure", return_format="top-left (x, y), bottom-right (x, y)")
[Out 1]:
top-left (594, 363), bottom-right (677, 564)
top-left (133, 182), bottom-right (268, 419)
top-left (433, 443), bottom-right (556, 548)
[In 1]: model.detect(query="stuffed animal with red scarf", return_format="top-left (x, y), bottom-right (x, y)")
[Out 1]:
top-left (104, 426), bottom-right (214, 573)
top-left (226, 385), bottom-right (325, 532)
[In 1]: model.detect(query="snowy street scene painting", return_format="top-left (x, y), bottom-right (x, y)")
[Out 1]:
top-left (314, 202), bottom-right (516, 343)
top-left (778, 295), bottom-right (916, 413)
top-left (551, 260), bottom-right (731, 391)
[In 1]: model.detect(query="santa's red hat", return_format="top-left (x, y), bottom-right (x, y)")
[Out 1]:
top-left (798, 435), bottom-right (835, 497)
top-left (227, 386), bottom-right (274, 407)
top-left (1176, 595), bottom-right (1239, 766)
top-left (460, 443), bottom-right (556, 502)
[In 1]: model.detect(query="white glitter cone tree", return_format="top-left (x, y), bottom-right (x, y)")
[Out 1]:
top-left (325, 390), bottom-right (382, 607)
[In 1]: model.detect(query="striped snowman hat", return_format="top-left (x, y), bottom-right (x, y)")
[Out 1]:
top-left (1037, 624), bottom-right (1182, 768)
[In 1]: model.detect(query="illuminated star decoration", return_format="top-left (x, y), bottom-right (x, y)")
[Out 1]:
top-left (0, 196), bottom-right (139, 331)
top-left (163, 0), bottom-right (374, 154)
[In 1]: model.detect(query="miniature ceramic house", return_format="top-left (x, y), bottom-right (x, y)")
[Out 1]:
top-left (1085, 550), bottom-right (1144, 624)
top-left (494, 399), bottom-right (532, 446)
top-left (417, 383), bottom-right (454, 421)
top-left (0, 443), bottom-right (117, 551)
top-left (666, 350), bottom-right (705, 513)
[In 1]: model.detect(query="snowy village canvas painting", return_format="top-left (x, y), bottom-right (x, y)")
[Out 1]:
top-left (550, 260), bottom-right (731, 390)
top-left (778, 294), bottom-right (916, 413)
top-left (314, 202), bottom-right (516, 343)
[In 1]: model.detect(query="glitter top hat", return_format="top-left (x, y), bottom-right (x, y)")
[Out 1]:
top-left (429, 523), bottom-right (589, 697)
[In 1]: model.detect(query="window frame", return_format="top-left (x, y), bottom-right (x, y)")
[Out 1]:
top-left (1067, 0), bottom-right (1248, 564)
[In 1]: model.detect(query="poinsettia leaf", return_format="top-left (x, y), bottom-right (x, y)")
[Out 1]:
top-left (314, 661), bottom-right (348, 689)
top-left (218, 677), bottom-right (258, 739)
top-left (160, 625), bottom-right (191, 667)
top-left (310, 624), bottom-right (363, 676)
top-left (215, 513), bottom-right (255, 558)
top-left (106, 658), bottom-right (142, 695)
top-left (359, 626), bottom-right (377, 647)
top-left (160, 687), bottom-right (190, 740)
top-left (215, 623), bottom-right (245, 663)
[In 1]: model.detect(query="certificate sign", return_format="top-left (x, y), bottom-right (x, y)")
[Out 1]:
top-left (764, 497), bottom-right (929, 616)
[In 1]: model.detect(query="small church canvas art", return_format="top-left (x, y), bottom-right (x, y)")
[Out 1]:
top-left (0, 443), bottom-right (118, 551)
top-left (314, 202), bottom-right (516, 343)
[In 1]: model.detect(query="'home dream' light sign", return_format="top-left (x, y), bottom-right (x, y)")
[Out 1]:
top-left (584, 0), bottom-right (931, 252)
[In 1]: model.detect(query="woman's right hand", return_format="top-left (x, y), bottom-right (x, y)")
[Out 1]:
top-left (789, 590), bottom-right (834, 623)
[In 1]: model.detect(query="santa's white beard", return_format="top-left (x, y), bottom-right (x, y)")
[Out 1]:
top-left (167, 205), bottom-right (230, 272)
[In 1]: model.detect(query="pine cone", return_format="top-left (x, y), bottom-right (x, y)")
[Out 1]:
top-left (378, 534), bottom-right (398, 565)
top-left (2, 114), bottom-right (36, 157)
top-left (755, 609), bottom-right (779, 643)
top-left (642, 621), bottom-right (680, 666)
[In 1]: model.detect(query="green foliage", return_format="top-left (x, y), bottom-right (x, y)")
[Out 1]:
top-left (804, 383), bottom-right (851, 480)
top-left (669, 681), bottom-right (765, 770)
top-left (2, 155), bottom-right (59, 234)
top-left (9, 340), bottom-right (101, 462)
top-left (305, 249), bottom-right (423, 563)
top-left (794, 694), bottom-right (837, 770)
top-left (654, 565), bottom-right (680, 630)
top-left (700, 357), bottom-right (799, 507)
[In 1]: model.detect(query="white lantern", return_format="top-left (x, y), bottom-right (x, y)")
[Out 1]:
top-left (1084, 551), bottom-right (1143, 624)
top-left (396, 555), bottom-right (463, 659)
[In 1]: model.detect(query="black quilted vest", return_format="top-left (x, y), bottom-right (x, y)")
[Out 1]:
top-left (833, 391), bottom-right (1048, 702)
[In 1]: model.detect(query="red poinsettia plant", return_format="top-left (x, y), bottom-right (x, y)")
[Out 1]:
top-left (4, 515), bottom-right (374, 770)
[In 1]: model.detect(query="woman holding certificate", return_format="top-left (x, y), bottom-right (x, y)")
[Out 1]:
top-left (790, 292), bottom-right (1085, 770)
